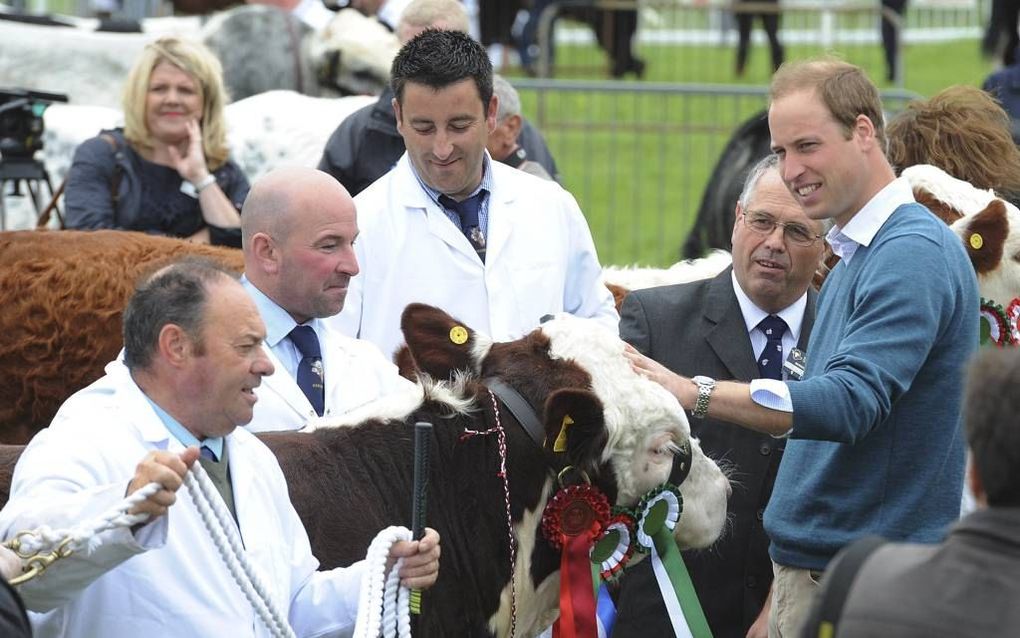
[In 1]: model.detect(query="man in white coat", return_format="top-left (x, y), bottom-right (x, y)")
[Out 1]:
top-left (0, 260), bottom-right (440, 637)
top-left (330, 28), bottom-right (618, 360)
top-left (240, 167), bottom-right (415, 433)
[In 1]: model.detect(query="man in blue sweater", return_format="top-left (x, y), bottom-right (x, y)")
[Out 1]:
top-left (627, 58), bottom-right (979, 638)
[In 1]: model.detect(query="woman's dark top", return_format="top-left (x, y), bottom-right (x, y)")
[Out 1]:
top-left (65, 128), bottom-right (249, 247)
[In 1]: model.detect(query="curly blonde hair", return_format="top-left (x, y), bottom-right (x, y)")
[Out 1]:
top-left (886, 85), bottom-right (1020, 197)
top-left (122, 37), bottom-right (231, 169)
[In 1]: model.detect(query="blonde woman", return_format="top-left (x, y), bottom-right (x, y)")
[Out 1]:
top-left (65, 37), bottom-right (248, 246)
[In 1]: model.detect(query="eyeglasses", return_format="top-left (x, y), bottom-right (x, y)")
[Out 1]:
top-left (741, 212), bottom-right (823, 247)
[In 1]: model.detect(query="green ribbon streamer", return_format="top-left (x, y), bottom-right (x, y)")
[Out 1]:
top-left (652, 527), bottom-right (714, 638)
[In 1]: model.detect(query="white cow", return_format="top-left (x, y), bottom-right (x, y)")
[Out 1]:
top-left (0, 5), bottom-right (398, 110)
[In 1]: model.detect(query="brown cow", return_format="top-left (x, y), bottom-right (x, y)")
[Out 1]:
top-left (0, 230), bottom-right (242, 443)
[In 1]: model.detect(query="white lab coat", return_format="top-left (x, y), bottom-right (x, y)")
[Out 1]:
top-left (330, 153), bottom-right (619, 359)
top-left (246, 323), bottom-right (415, 433)
top-left (0, 361), bottom-right (364, 638)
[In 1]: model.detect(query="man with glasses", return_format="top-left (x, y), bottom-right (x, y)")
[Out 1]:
top-left (628, 59), bottom-right (978, 638)
top-left (615, 154), bottom-right (824, 638)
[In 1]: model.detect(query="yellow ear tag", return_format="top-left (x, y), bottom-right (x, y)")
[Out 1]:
top-left (553, 415), bottom-right (574, 452)
top-left (970, 233), bottom-right (984, 250)
top-left (449, 326), bottom-right (468, 345)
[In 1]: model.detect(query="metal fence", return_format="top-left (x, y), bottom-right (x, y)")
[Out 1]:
top-left (514, 78), bottom-right (920, 266)
top-left (530, 0), bottom-right (986, 86)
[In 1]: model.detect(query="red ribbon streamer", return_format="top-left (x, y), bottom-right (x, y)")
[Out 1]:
top-left (554, 532), bottom-right (599, 638)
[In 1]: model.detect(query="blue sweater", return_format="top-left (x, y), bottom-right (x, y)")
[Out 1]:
top-left (764, 203), bottom-right (979, 571)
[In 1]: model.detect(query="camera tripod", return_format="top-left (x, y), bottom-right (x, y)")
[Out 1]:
top-left (0, 157), bottom-right (60, 230)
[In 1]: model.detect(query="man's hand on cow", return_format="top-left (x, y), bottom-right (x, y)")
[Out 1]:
top-left (125, 447), bottom-right (200, 520)
top-left (167, 118), bottom-right (211, 185)
top-left (624, 344), bottom-right (695, 410)
top-left (387, 527), bottom-right (441, 590)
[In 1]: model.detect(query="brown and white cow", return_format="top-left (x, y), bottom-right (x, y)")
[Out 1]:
top-left (0, 302), bottom-right (729, 637)
top-left (902, 164), bottom-right (1020, 312)
top-left (265, 303), bottom-right (729, 636)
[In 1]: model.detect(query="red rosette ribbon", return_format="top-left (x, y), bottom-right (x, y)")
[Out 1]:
top-left (542, 484), bottom-right (610, 638)
top-left (1007, 298), bottom-right (1020, 344)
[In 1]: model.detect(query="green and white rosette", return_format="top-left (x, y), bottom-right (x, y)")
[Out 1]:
top-left (590, 509), bottom-right (637, 582)
top-left (634, 485), bottom-right (713, 638)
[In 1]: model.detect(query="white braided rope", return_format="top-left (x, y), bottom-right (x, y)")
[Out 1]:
top-left (353, 525), bottom-right (414, 638)
top-left (184, 461), bottom-right (296, 638)
top-left (11, 483), bottom-right (159, 557)
top-left (11, 463), bottom-right (297, 638)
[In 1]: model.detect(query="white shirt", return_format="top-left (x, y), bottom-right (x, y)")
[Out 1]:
top-left (731, 270), bottom-right (807, 363)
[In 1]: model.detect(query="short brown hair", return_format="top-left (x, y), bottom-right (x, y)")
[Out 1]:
top-left (965, 347), bottom-right (1020, 507)
top-left (122, 37), bottom-right (231, 169)
top-left (886, 85), bottom-right (1020, 198)
top-left (770, 58), bottom-right (886, 149)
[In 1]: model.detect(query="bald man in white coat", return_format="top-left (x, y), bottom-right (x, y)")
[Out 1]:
top-left (240, 167), bottom-right (415, 433)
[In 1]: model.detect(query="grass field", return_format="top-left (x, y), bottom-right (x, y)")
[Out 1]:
top-left (507, 37), bottom-right (995, 266)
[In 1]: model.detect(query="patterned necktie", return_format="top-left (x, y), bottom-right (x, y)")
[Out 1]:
top-left (289, 325), bottom-right (325, 417)
top-left (439, 191), bottom-right (487, 262)
top-left (757, 315), bottom-right (788, 380)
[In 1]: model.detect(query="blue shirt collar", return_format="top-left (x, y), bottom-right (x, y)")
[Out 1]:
top-left (410, 151), bottom-right (495, 207)
top-left (144, 395), bottom-right (224, 461)
top-left (240, 275), bottom-right (321, 348)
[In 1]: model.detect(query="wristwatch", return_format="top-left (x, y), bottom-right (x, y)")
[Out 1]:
top-left (690, 375), bottom-right (716, 419)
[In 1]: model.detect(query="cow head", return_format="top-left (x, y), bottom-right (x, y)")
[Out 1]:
top-left (399, 303), bottom-right (730, 550)
top-left (902, 164), bottom-right (1020, 311)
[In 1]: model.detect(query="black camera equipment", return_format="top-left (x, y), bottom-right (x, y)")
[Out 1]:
top-left (0, 88), bottom-right (69, 229)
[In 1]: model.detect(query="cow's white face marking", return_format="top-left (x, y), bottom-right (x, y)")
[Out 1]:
top-left (540, 316), bottom-right (729, 549)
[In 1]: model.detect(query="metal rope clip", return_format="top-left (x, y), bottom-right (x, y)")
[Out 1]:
top-left (7, 535), bottom-right (75, 586)
top-left (555, 465), bottom-right (591, 489)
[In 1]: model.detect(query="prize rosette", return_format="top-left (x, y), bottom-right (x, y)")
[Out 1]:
top-left (542, 482), bottom-right (611, 638)
top-left (1007, 298), bottom-right (1020, 344)
top-left (633, 484), bottom-right (683, 552)
top-left (979, 298), bottom-right (1015, 347)
top-left (541, 483), bottom-right (610, 549)
top-left (589, 509), bottom-right (637, 582)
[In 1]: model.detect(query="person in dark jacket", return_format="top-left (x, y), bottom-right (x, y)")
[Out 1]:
top-left (801, 347), bottom-right (1020, 638)
top-left (318, 0), bottom-right (558, 196)
top-left (65, 37), bottom-right (249, 247)
top-left (615, 155), bottom-right (823, 638)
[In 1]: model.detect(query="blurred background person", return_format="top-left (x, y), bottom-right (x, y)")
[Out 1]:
top-left (487, 74), bottom-right (553, 180)
top-left (734, 0), bottom-right (784, 77)
top-left (886, 84), bottom-right (1020, 205)
top-left (65, 37), bottom-right (249, 247)
top-left (880, 0), bottom-right (907, 82)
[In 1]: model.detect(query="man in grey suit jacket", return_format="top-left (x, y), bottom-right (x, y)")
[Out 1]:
top-left (614, 154), bottom-right (825, 638)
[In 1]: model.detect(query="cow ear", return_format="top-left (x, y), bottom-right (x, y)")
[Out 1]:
top-left (400, 303), bottom-right (486, 381)
top-left (954, 199), bottom-right (1008, 276)
top-left (543, 388), bottom-right (608, 473)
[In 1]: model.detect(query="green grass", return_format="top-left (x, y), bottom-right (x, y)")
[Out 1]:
top-left (508, 38), bottom-right (995, 266)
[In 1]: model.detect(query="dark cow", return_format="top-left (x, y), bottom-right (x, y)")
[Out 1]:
top-left (683, 110), bottom-right (771, 259)
top-left (0, 303), bottom-right (730, 636)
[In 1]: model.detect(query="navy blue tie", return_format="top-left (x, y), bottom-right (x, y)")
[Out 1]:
top-left (757, 315), bottom-right (788, 380)
top-left (199, 445), bottom-right (217, 461)
top-left (289, 325), bottom-right (325, 417)
top-left (439, 192), bottom-right (487, 261)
